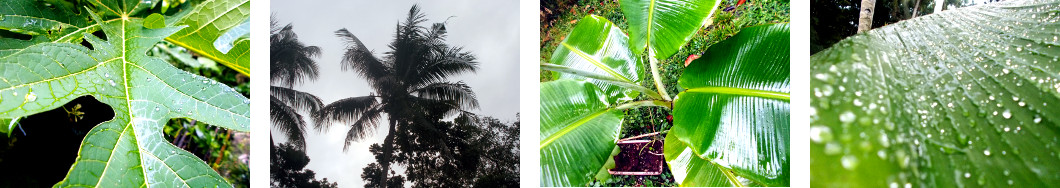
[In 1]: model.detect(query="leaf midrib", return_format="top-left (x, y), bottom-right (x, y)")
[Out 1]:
top-left (560, 42), bottom-right (632, 83)
top-left (684, 86), bottom-right (790, 102)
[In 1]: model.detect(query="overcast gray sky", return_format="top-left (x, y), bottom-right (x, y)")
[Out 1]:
top-left (270, 0), bottom-right (519, 187)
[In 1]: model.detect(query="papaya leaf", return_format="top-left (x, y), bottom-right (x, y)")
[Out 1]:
top-left (810, 1), bottom-right (1060, 187)
top-left (671, 23), bottom-right (790, 186)
top-left (0, 2), bottom-right (248, 187)
top-left (165, 0), bottom-right (250, 76)
top-left (0, 0), bottom-right (95, 55)
top-left (540, 79), bottom-right (623, 187)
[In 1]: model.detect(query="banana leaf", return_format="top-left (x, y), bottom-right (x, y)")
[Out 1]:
top-left (810, 0), bottom-right (1060, 187)
top-left (670, 23), bottom-right (790, 186)
top-left (540, 79), bottom-right (623, 187)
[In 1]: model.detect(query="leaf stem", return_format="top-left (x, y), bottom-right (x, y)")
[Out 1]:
top-left (615, 100), bottom-right (671, 110)
top-left (618, 130), bottom-right (668, 142)
top-left (685, 87), bottom-right (790, 102)
top-left (648, 51), bottom-right (673, 101)
top-left (542, 63), bottom-right (664, 100)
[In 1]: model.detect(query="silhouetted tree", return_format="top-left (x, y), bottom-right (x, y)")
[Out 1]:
top-left (313, 5), bottom-right (479, 186)
top-left (270, 143), bottom-right (339, 188)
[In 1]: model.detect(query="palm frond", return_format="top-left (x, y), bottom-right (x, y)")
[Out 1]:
top-left (313, 96), bottom-right (382, 133)
top-left (344, 106), bottom-right (384, 151)
top-left (335, 28), bottom-right (392, 87)
top-left (411, 46), bottom-right (478, 88)
top-left (413, 81), bottom-right (479, 110)
top-left (271, 86), bottom-right (323, 113)
top-left (271, 96), bottom-right (308, 150)
top-left (271, 23), bottom-right (320, 87)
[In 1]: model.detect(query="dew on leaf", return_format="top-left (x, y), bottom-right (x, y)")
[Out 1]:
top-left (840, 111), bottom-right (856, 123)
top-left (25, 92), bottom-right (36, 102)
top-left (840, 155), bottom-right (859, 170)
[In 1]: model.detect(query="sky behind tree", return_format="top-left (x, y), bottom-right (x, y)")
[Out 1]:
top-left (270, 0), bottom-right (519, 187)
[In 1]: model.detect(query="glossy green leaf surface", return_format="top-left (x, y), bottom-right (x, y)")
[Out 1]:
top-left (540, 79), bottom-right (623, 187)
top-left (810, 1), bottom-right (1060, 187)
top-left (549, 15), bottom-right (642, 103)
top-left (0, 1), bottom-right (249, 187)
top-left (621, 0), bottom-right (722, 60)
top-left (672, 23), bottom-right (790, 186)
top-left (0, 0), bottom-right (95, 55)
top-left (664, 133), bottom-right (740, 187)
top-left (165, 0), bottom-right (250, 76)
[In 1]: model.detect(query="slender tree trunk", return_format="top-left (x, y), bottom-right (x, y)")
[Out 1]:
top-left (379, 118), bottom-right (397, 187)
top-left (934, 0), bottom-right (945, 13)
top-left (913, 0), bottom-right (922, 18)
top-left (858, 0), bottom-right (876, 33)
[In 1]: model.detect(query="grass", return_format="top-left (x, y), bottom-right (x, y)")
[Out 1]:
top-left (540, 0), bottom-right (789, 186)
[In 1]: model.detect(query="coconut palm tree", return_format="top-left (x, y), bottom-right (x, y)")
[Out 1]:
top-left (313, 5), bottom-right (479, 185)
top-left (271, 17), bottom-right (324, 150)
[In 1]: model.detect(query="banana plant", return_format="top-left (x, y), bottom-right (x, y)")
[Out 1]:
top-left (810, 0), bottom-right (1060, 187)
top-left (539, 0), bottom-right (790, 186)
top-left (0, 0), bottom-right (249, 187)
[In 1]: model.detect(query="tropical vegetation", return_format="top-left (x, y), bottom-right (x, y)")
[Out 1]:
top-left (539, 0), bottom-right (790, 186)
top-left (0, 0), bottom-right (250, 186)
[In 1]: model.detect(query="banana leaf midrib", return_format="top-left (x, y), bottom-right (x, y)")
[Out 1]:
top-left (682, 86), bottom-right (790, 101)
top-left (560, 42), bottom-right (633, 83)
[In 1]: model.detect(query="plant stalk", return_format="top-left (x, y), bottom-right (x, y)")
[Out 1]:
top-left (618, 130), bottom-right (669, 142)
top-left (648, 51), bottom-right (673, 101)
top-left (615, 100), bottom-right (671, 110)
top-left (541, 63), bottom-right (664, 100)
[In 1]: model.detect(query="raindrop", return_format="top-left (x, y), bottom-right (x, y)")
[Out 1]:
top-left (105, 73), bottom-right (110, 78)
top-left (25, 92), bottom-right (36, 102)
top-left (154, 107), bottom-right (159, 111)
top-left (11, 91), bottom-right (17, 96)
top-left (1002, 110), bottom-right (1012, 119)
top-left (809, 126), bottom-right (826, 144)
top-left (965, 172), bottom-right (971, 178)
top-left (985, 149), bottom-right (992, 156)
top-left (825, 142), bottom-right (842, 155)
top-left (840, 111), bottom-right (856, 124)
top-left (1035, 115), bottom-right (1043, 123)
top-left (841, 155), bottom-right (859, 170)
top-left (108, 80), bottom-right (117, 87)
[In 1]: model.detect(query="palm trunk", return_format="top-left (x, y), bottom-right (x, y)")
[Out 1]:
top-left (379, 118), bottom-right (397, 187)
top-left (934, 0), bottom-right (945, 13)
top-left (857, 0), bottom-right (876, 33)
top-left (912, 0), bottom-right (921, 18)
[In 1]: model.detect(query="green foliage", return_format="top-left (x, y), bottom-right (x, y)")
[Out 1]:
top-left (549, 15), bottom-right (643, 104)
top-left (164, 0), bottom-right (250, 75)
top-left (0, 0), bottom-right (250, 186)
top-left (540, 80), bottom-right (624, 187)
top-left (621, 0), bottom-right (722, 60)
top-left (540, 0), bottom-right (790, 186)
top-left (670, 23), bottom-right (790, 186)
top-left (810, 0), bottom-right (1060, 187)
